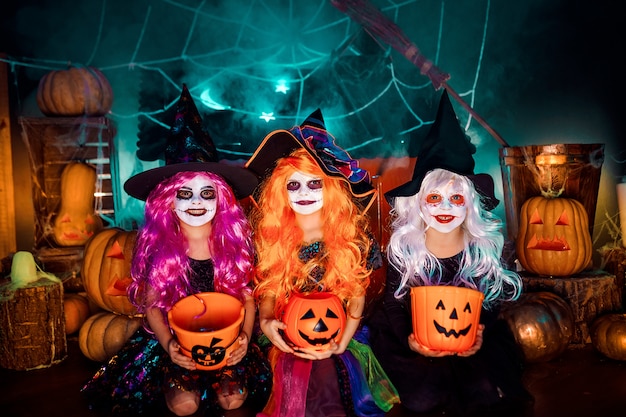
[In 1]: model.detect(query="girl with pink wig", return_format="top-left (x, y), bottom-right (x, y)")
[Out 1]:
top-left (81, 85), bottom-right (271, 416)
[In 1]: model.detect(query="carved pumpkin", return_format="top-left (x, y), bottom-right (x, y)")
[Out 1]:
top-left (63, 292), bottom-right (92, 335)
top-left (168, 292), bottom-right (244, 371)
top-left (499, 291), bottom-right (574, 363)
top-left (410, 286), bottom-right (484, 352)
top-left (36, 66), bottom-right (113, 117)
top-left (78, 311), bottom-right (142, 362)
top-left (516, 196), bottom-right (592, 277)
top-left (82, 228), bottom-right (138, 316)
top-left (591, 314), bottom-right (626, 361)
top-left (280, 292), bottom-right (347, 350)
top-left (53, 162), bottom-right (104, 247)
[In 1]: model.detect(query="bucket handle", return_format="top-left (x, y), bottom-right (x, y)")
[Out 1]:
top-left (190, 292), bottom-right (247, 341)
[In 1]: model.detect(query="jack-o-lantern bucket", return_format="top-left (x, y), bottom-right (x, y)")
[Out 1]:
top-left (411, 286), bottom-right (484, 353)
top-left (168, 292), bottom-right (244, 371)
top-left (280, 292), bottom-right (346, 351)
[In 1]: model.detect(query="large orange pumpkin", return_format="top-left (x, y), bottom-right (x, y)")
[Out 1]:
top-left (36, 66), bottom-right (113, 117)
top-left (499, 291), bottom-right (574, 363)
top-left (280, 292), bottom-right (346, 350)
top-left (78, 311), bottom-right (142, 362)
top-left (410, 286), bottom-right (484, 352)
top-left (82, 228), bottom-right (138, 316)
top-left (516, 196), bottom-right (592, 277)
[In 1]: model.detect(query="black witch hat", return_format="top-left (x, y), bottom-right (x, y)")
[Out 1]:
top-left (385, 91), bottom-right (499, 210)
top-left (124, 84), bottom-right (258, 201)
top-left (245, 109), bottom-right (377, 212)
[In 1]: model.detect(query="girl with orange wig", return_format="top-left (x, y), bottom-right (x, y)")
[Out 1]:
top-left (246, 109), bottom-right (399, 417)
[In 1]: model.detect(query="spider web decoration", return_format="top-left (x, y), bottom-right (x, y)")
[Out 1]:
top-left (4, 0), bottom-right (504, 226)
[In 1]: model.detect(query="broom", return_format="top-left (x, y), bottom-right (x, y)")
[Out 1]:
top-left (331, 0), bottom-right (509, 147)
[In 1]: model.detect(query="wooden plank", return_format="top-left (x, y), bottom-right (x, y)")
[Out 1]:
top-left (0, 54), bottom-right (17, 258)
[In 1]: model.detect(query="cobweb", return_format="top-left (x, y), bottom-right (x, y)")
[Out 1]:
top-left (5, 0), bottom-right (498, 227)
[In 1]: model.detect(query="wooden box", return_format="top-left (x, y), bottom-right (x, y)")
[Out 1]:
top-left (19, 117), bottom-right (117, 249)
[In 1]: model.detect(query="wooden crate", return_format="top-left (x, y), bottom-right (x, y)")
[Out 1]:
top-left (19, 117), bottom-right (117, 249)
top-left (521, 270), bottom-right (622, 345)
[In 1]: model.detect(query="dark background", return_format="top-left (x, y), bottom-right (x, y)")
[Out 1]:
top-left (1, 0), bottom-right (624, 251)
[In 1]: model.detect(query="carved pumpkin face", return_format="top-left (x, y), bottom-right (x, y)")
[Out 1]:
top-left (190, 337), bottom-right (230, 369)
top-left (82, 228), bottom-right (138, 316)
top-left (281, 292), bottom-right (346, 350)
top-left (516, 196), bottom-right (592, 277)
top-left (168, 292), bottom-right (244, 371)
top-left (411, 286), bottom-right (484, 352)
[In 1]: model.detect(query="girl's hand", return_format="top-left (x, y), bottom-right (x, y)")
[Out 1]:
top-left (226, 332), bottom-right (250, 366)
top-left (167, 338), bottom-right (197, 370)
top-left (457, 324), bottom-right (484, 357)
top-left (408, 333), bottom-right (456, 357)
top-left (293, 339), bottom-right (341, 360)
top-left (408, 324), bottom-right (485, 358)
top-left (260, 317), bottom-right (294, 354)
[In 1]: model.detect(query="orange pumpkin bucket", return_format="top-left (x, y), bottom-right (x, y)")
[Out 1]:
top-left (168, 292), bottom-right (244, 371)
top-left (280, 292), bottom-right (346, 351)
top-left (410, 286), bottom-right (484, 353)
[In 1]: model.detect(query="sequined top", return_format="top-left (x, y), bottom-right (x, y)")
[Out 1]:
top-left (188, 258), bottom-right (215, 293)
top-left (296, 236), bottom-right (383, 293)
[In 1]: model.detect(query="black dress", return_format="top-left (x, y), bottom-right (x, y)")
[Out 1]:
top-left (81, 258), bottom-right (272, 415)
top-left (366, 254), bottom-right (532, 416)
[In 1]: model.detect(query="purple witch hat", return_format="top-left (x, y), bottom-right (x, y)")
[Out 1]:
top-left (246, 109), bottom-right (377, 212)
top-left (124, 84), bottom-right (258, 201)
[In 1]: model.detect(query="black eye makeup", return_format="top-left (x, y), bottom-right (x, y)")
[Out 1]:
top-left (286, 179), bottom-right (323, 192)
top-left (176, 187), bottom-right (216, 200)
top-left (200, 188), bottom-right (216, 200)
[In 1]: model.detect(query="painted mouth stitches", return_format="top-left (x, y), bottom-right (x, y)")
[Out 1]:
top-left (186, 209), bottom-right (207, 216)
top-left (435, 215), bottom-right (455, 223)
top-left (296, 200), bottom-right (318, 206)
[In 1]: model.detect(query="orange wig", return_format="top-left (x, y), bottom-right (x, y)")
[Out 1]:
top-left (252, 149), bottom-right (373, 314)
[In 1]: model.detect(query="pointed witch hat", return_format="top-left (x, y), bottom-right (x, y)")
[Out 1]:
top-left (124, 84), bottom-right (258, 201)
top-left (385, 90), bottom-right (499, 210)
top-left (245, 108), bottom-right (377, 212)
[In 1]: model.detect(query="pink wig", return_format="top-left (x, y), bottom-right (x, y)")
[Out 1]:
top-left (127, 171), bottom-right (254, 314)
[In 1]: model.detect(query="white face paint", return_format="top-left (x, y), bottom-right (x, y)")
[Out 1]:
top-left (421, 180), bottom-right (467, 234)
top-left (174, 176), bottom-right (217, 227)
top-left (286, 171), bottom-right (324, 215)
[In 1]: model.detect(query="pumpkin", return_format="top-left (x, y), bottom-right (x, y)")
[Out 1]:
top-left (516, 196), bottom-right (592, 277)
top-left (590, 314), bottom-right (626, 361)
top-left (410, 286), bottom-right (484, 352)
top-left (168, 292), bottom-right (244, 371)
top-left (63, 292), bottom-right (92, 334)
top-left (499, 291), bottom-right (574, 363)
top-left (53, 162), bottom-right (104, 247)
top-left (36, 66), bottom-right (113, 117)
top-left (82, 228), bottom-right (138, 316)
top-left (280, 292), bottom-right (346, 350)
top-left (78, 311), bottom-right (142, 362)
